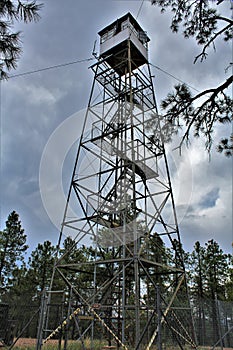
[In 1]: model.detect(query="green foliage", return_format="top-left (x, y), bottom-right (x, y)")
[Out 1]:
top-left (161, 82), bottom-right (233, 154)
top-left (151, 0), bottom-right (233, 155)
top-left (28, 240), bottom-right (56, 292)
top-left (1, 210), bottom-right (232, 341)
top-left (217, 134), bottom-right (233, 157)
top-left (204, 239), bottom-right (232, 299)
top-left (0, 211), bottom-right (28, 290)
top-left (151, 0), bottom-right (231, 45)
top-left (225, 267), bottom-right (233, 300)
top-left (189, 241), bottom-right (206, 298)
top-left (0, 0), bottom-right (43, 79)
top-left (1, 239), bottom-right (56, 338)
top-left (57, 237), bottom-right (97, 297)
top-left (188, 239), bottom-right (232, 300)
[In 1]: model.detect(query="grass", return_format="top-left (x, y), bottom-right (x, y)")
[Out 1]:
top-left (11, 339), bottom-right (233, 350)
top-left (12, 338), bottom-right (106, 350)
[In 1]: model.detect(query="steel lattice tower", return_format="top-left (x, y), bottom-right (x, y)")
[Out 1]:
top-left (45, 13), bottom-right (196, 350)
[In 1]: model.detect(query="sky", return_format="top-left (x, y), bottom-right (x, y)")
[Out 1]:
top-left (0, 0), bottom-right (232, 255)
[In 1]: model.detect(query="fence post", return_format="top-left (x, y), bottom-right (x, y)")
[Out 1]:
top-left (156, 285), bottom-right (162, 350)
top-left (36, 289), bottom-right (47, 350)
top-left (215, 293), bottom-right (223, 350)
top-left (63, 288), bottom-right (72, 350)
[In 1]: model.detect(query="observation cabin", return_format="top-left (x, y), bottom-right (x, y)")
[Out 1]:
top-left (98, 12), bottom-right (150, 76)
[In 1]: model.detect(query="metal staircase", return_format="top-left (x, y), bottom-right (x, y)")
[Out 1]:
top-left (43, 12), bottom-right (197, 350)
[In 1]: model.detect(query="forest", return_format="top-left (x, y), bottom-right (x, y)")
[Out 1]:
top-left (0, 211), bottom-right (232, 347)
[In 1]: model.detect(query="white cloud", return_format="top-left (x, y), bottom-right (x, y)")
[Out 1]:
top-left (1, 0), bottom-right (231, 254)
top-left (24, 84), bottom-right (59, 106)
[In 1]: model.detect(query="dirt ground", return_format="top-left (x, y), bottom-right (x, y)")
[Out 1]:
top-left (1, 338), bottom-right (62, 348)
top-left (2, 338), bottom-right (233, 349)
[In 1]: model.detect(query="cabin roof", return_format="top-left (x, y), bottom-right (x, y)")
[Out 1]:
top-left (98, 12), bottom-right (150, 42)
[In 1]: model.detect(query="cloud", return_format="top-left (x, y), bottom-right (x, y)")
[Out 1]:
top-left (175, 139), bottom-right (232, 252)
top-left (199, 188), bottom-right (220, 209)
top-left (1, 0), bottom-right (232, 255)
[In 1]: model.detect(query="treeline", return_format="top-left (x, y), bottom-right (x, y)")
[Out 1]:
top-left (0, 211), bottom-right (233, 343)
top-left (1, 211), bottom-right (232, 301)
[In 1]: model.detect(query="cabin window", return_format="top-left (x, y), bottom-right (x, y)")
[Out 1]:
top-left (100, 26), bottom-right (116, 43)
top-left (139, 31), bottom-right (148, 47)
top-left (128, 22), bottom-right (139, 39)
top-left (100, 19), bottom-right (148, 49)
top-left (121, 20), bottom-right (128, 31)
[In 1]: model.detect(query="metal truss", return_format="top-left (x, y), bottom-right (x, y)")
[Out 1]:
top-left (44, 41), bottom-right (196, 349)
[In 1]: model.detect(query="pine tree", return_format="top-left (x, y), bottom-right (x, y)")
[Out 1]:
top-left (151, 0), bottom-right (233, 155)
top-left (189, 241), bottom-right (207, 345)
top-left (58, 237), bottom-right (96, 298)
top-left (28, 240), bottom-right (55, 293)
top-left (189, 242), bottom-right (206, 298)
top-left (0, 211), bottom-right (28, 291)
top-left (204, 239), bottom-right (232, 344)
top-left (204, 239), bottom-right (231, 300)
top-left (0, 0), bottom-right (43, 79)
top-left (188, 240), bottom-right (232, 345)
top-left (225, 267), bottom-right (233, 301)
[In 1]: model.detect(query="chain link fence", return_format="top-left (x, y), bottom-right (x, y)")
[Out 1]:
top-left (1, 292), bottom-right (233, 349)
top-left (192, 297), bottom-right (233, 348)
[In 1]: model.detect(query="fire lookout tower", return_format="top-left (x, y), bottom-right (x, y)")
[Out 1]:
top-left (45, 13), bottom-right (196, 349)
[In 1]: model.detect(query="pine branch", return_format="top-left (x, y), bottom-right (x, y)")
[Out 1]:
top-left (17, 0), bottom-right (43, 23)
top-left (0, 0), bottom-right (42, 79)
top-left (194, 23), bottom-right (233, 63)
top-left (215, 16), bottom-right (233, 25)
top-left (151, 1), bottom-right (232, 155)
top-left (160, 76), bottom-right (233, 152)
top-left (190, 75), bottom-right (233, 104)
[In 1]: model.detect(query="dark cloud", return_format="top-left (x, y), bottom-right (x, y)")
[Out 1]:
top-left (199, 188), bottom-right (220, 209)
top-left (1, 1), bottom-right (232, 254)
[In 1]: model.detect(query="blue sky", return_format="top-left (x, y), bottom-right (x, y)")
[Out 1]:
top-left (0, 0), bottom-right (232, 254)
